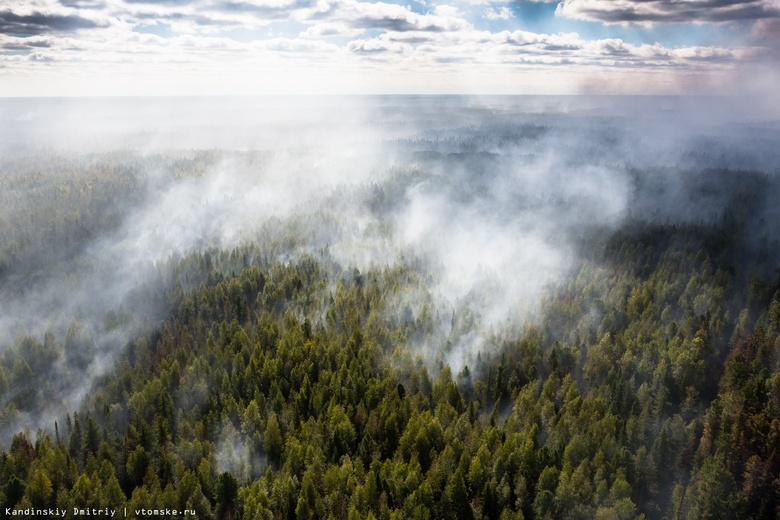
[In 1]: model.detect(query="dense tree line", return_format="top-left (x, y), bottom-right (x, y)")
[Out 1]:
top-left (1, 201), bottom-right (778, 518)
top-left (1, 141), bottom-right (779, 519)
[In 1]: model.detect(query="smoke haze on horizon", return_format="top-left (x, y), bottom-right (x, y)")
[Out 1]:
top-left (1, 95), bottom-right (779, 440)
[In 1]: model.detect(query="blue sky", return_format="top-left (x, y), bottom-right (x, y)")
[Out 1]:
top-left (1, 0), bottom-right (779, 95)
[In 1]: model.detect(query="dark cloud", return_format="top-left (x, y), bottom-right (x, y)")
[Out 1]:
top-left (356, 16), bottom-right (463, 32)
top-left (752, 18), bottom-right (780, 40)
top-left (599, 42), bottom-right (629, 55)
top-left (385, 34), bottom-right (435, 44)
top-left (351, 17), bottom-right (437, 31)
top-left (1, 39), bottom-right (51, 50)
top-left (557, 0), bottom-right (780, 24)
top-left (542, 43), bottom-right (580, 51)
top-left (0, 10), bottom-right (105, 36)
top-left (502, 34), bottom-right (536, 46)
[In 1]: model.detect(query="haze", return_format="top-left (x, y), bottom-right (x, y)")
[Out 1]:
top-left (1, 95), bottom-right (778, 437)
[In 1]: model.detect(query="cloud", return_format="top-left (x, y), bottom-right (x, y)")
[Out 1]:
top-left (0, 9), bottom-right (106, 36)
top-left (299, 22), bottom-right (365, 37)
top-left (484, 6), bottom-right (513, 20)
top-left (752, 17), bottom-right (780, 40)
top-left (212, 0), bottom-right (315, 18)
top-left (124, 0), bottom-right (195, 5)
top-left (346, 26), bottom-right (746, 69)
top-left (217, 0), bottom-right (315, 11)
top-left (263, 35), bottom-right (341, 51)
top-left (556, 0), bottom-right (780, 25)
top-left (347, 36), bottom-right (408, 53)
top-left (1, 35), bottom-right (53, 49)
top-left (59, 0), bottom-right (107, 8)
top-left (304, 0), bottom-right (472, 32)
top-left (0, 0), bottom-right (774, 94)
top-left (111, 0), bottom-right (473, 35)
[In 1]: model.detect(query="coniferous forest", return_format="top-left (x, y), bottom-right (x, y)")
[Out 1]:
top-left (1, 97), bottom-right (779, 519)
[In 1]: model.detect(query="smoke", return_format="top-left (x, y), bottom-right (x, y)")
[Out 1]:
top-left (1, 95), bottom-right (778, 439)
top-left (215, 422), bottom-right (266, 482)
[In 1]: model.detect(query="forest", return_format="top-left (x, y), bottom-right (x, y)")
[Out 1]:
top-left (0, 96), bottom-right (779, 519)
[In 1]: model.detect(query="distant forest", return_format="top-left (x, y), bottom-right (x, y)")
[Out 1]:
top-left (1, 112), bottom-right (779, 520)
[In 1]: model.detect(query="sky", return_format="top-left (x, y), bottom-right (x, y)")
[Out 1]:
top-left (1, 0), bottom-right (780, 95)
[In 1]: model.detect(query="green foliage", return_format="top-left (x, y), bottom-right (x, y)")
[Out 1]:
top-left (2, 177), bottom-right (780, 519)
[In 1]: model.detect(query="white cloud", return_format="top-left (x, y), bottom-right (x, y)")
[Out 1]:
top-left (347, 36), bottom-right (410, 54)
top-left (0, 0), bottom-right (773, 94)
top-left (484, 6), bottom-right (513, 20)
top-left (299, 22), bottom-right (365, 37)
top-left (302, 0), bottom-right (472, 32)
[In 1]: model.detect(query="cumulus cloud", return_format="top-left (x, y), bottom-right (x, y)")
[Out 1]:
top-left (556, 0), bottom-right (780, 25)
top-left (299, 21), bottom-right (365, 37)
top-left (348, 36), bottom-right (410, 54)
top-left (0, 0), bottom-right (775, 94)
top-left (343, 25), bottom-right (746, 69)
top-left (1, 35), bottom-right (52, 49)
top-left (302, 0), bottom-right (472, 32)
top-left (484, 6), bottom-right (513, 20)
top-left (0, 9), bottom-right (107, 36)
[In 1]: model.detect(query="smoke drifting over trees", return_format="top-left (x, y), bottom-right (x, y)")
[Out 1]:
top-left (1, 96), bottom-right (779, 519)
